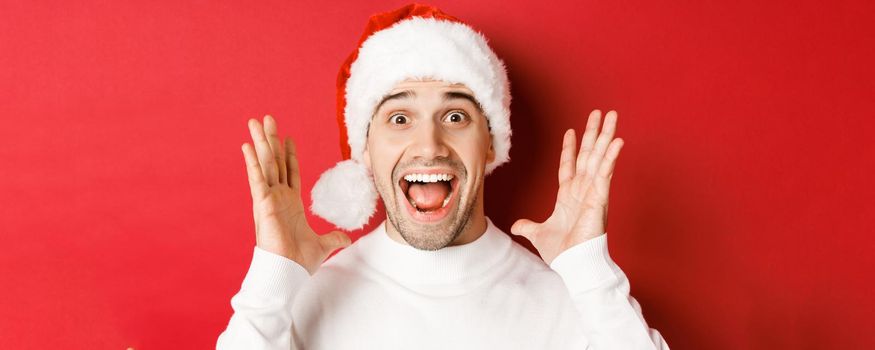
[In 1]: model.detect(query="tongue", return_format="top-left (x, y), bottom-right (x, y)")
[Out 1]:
top-left (408, 182), bottom-right (450, 211)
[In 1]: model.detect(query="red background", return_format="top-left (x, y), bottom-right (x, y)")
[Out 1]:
top-left (2, 1), bottom-right (873, 349)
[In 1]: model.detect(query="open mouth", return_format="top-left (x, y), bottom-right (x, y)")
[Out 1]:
top-left (398, 171), bottom-right (460, 222)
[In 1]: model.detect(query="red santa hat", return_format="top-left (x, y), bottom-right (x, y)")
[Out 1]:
top-left (310, 3), bottom-right (512, 230)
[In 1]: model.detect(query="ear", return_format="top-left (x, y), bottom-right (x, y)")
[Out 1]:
top-left (362, 142), bottom-right (372, 171)
top-left (486, 135), bottom-right (495, 164)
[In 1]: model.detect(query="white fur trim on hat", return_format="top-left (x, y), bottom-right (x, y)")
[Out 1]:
top-left (310, 159), bottom-right (378, 231)
top-left (344, 17), bottom-right (512, 174)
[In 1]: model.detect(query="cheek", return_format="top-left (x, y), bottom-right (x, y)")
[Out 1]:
top-left (450, 130), bottom-right (492, 167)
top-left (457, 143), bottom-right (488, 166)
top-left (367, 138), bottom-right (404, 178)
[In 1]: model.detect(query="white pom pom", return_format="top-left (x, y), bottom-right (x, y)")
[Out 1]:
top-left (310, 160), bottom-right (378, 231)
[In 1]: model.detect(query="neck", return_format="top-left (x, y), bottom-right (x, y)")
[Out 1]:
top-left (357, 216), bottom-right (510, 292)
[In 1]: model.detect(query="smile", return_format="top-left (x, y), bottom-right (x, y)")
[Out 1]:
top-left (397, 169), bottom-right (461, 222)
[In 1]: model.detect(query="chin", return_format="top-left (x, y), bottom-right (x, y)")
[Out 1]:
top-left (398, 226), bottom-right (460, 251)
top-left (384, 187), bottom-right (478, 251)
top-left (396, 206), bottom-right (472, 251)
top-left (374, 157), bottom-right (484, 250)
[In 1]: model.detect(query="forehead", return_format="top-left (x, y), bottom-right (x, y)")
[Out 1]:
top-left (374, 79), bottom-right (483, 116)
top-left (388, 79), bottom-right (475, 95)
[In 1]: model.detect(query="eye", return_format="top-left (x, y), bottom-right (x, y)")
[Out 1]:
top-left (444, 111), bottom-right (468, 124)
top-left (389, 113), bottom-right (409, 125)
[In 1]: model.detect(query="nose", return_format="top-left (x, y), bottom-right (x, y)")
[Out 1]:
top-left (409, 119), bottom-right (450, 161)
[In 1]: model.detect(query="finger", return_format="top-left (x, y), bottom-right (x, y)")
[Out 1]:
top-left (510, 219), bottom-right (539, 241)
top-left (263, 115), bottom-right (288, 185)
top-left (585, 110), bottom-right (618, 176)
top-left (248, 118), bottom-right (279, 186)
top-left (319, 230), bottom-right (352, 254)
top-left (598, 138), bottom-right (624, 179)
top-left (285, 138), bottom-right (301, 190)
top-left (576, 110), bottom-right (602, 175)
top-left (242, 143), bottom-right (269, 199)
top-left (557, 129), bottom-right (576, 185)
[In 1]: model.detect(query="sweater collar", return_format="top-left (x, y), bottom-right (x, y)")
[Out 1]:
top-left (356, 217), bottom-right (512, 289)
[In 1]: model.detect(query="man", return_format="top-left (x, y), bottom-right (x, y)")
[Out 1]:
top-left (217, 4), bottom-right (668, 349)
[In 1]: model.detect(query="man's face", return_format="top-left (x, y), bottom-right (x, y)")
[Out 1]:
top-left (363, 80), bottom-right (495, 250)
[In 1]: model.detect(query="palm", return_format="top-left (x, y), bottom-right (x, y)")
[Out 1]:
top-left (251, 184), bottom-right (314, 266)
top-left (512, 110), bottom-right (623, 264)
top-left (242, 116), bottom-right (351, 275)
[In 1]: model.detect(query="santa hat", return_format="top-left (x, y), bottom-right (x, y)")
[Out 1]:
top-left (310, 3), bottom-right (512, 231)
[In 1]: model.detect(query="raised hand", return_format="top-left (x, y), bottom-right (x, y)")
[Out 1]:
top-left (241, 115), bottom-right (351, 275)
top-left (510, 110), bottom-right (624, 265)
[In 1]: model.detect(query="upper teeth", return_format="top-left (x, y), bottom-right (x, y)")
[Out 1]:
top-left (404, 173), bottom-right (454, 183)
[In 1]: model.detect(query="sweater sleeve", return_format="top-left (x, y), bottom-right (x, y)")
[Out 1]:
top-left (549, 234), bottom-right (669, 350)
top-left (216, 246), bottom-right (311, 350)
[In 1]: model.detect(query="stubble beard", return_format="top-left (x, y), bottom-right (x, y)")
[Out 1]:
top-left (376, 158), bottom-right (478, 251)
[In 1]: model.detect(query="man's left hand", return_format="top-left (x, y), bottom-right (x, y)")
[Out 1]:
top-left (511, 110), bottom-right (624, 264)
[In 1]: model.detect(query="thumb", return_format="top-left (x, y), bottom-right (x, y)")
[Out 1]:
top-left (319, 230), bottom-right (352, 253)
top-left (510, 219), bottom-right (539, 241)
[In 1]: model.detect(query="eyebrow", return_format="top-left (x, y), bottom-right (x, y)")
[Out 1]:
top-left (373, 89), bottom-right (483, 113)
top-left (374, 90), bottom-right (416, 113)
top-left (443, 91), bottom-right (483, 112)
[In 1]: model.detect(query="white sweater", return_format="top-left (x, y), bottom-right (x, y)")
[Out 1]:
top-left (217, 218), bottom-right (669, 349)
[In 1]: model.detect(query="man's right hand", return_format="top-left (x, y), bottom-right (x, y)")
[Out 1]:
top-left (241, 115), bottom-right (351, 275)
